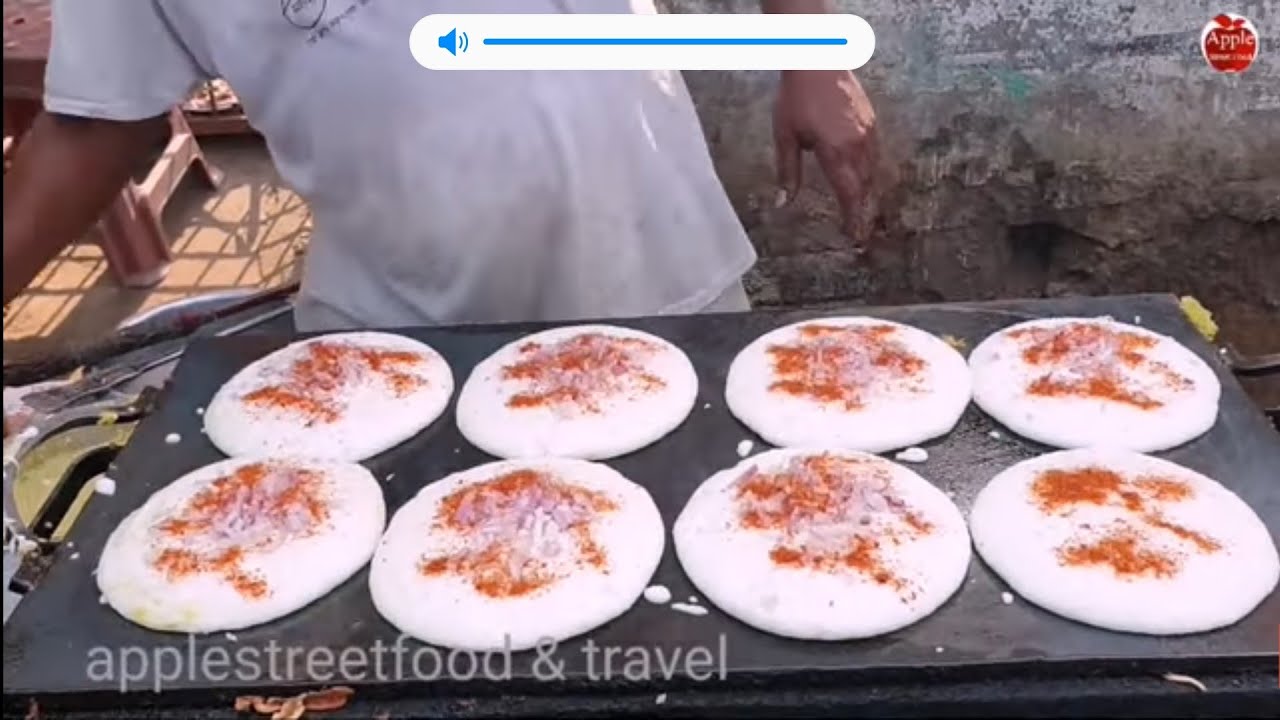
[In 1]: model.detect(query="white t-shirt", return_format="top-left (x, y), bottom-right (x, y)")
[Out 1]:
top-left (44, 0), bottom-right (756, 331)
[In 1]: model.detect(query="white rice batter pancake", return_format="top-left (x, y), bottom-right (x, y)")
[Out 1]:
top-left (455, 325), bottom-right (697, 460)
top-left (370, 458), bottom-right (664, 651)
top-left (969, 317), bottom-right (1220, 451)
top-left (204, 332), bottom-right (454, 461)
top-left (970, 449), bottom-right (1278, 635)
top-left (724, 318), bottom-right (971, 452)
top-left (674, 448), bottom-right (971, 640)
top-left (97, 457), bottom-right (385, 633)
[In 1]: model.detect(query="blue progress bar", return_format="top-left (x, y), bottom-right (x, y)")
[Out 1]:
top-left (483, 37), bottom-right (847, 46)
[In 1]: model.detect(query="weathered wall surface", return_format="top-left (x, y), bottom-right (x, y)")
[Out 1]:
top-left (663, 0), bottom-right (1278, 348)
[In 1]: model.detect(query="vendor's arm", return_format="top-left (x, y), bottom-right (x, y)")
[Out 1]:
top-left (760, 0), bottom-right (878, 241)
top-left (3, 115), bottom-right (166, 304)
top-left (3, 0), bottom-right (208, 304)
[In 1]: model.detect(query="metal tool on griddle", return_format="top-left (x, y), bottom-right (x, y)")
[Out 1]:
top-left (1218, 344), bottom-right (1280, 431)
top-left (12, 282), bottom-right (298, 415)
top-left (3, 285), bottom-right (296, 597)
top-left (1221, 346), bottom-right (1280, 376)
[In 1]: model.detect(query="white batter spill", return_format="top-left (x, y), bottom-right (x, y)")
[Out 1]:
top-left (736, 440), bottom-right (754, 458)
top-left (96, 457), bottom-right (386, 633)
top-left (164, 433), bottom-right (181, 445)
top-left (969, 448), bottom-right (1278, 635)
top-left (95, 476), bottom-right (117, 496)
top-left (370, 458), bottom-right (664, 651)
top-left (671, 602), bottom-right (708, 617)
top-left (724, 318), bottom-right (972, 452)
top-left (455, 325), bottom-right (698, 460)
top-left (643, 585), bottom-right (672, 604)
top-left (674, 448), bottom-right (971, 640)
top-left (895, 447), bottom-right (928, 463)
top-left (204, 332), bottom-right (455, 462)
top-left (969, 317), bottom-right (1220, 452)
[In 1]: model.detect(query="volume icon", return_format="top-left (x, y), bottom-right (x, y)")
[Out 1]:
top-left (438, 28), bottom-right (469, 56)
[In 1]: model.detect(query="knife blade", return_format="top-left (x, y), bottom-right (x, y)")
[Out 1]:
top-left (19, 302), bottom-right (291, 415)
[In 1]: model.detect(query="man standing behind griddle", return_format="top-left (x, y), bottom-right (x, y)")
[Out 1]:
top-left (3, 0), bottom-right (876, 331)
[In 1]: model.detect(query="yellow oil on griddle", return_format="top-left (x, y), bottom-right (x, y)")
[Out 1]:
top-left (13, 422), bottom-right (136, 542)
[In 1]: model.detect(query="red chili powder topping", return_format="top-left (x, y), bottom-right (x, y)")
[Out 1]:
top-left (1030, 466), bottom-right (1219, 578)
top-left (765, 324), bottom-right (927, 409)
top-left (1059, 531), bottom-right (1178, 578)
top-left (242, 341), bottom-right (427, 423)
top-left (1009, 323), bottom-right (1192, 410)
top-left (419, 469), bottom-right (619, 599)
top-left (734, 454), bottom-right (932, 597)
top-left (500, 333), bottom-right (665, 412)
top-left (151, 462), bottom-right (331, 599)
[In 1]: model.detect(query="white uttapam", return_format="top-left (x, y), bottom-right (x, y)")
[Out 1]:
top-left (204, 332), bottom-right (454, 461)
top-left (969, 317), bottom-right (1220, 451)
top-left (674, 448), bottom-right (971, 640)
top-left (455, 325), bottom-right (697, 460)
top-left (725, 318), bottom-right (971, 452)
top-left (970, 448), bottom-right (1278, 635)
top-left (97, 456), bottom-right (386, 633)
top-left (370, 458), bottom-right (664, 651)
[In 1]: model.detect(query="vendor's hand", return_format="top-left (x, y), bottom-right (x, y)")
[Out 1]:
top-left (772, 70), bottom-right (878, 241)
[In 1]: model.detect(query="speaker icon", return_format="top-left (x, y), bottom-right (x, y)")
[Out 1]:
top-left (438, 28), bottom-right (469, 56)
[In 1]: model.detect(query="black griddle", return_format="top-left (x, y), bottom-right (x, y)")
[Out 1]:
top-left (5, 293), bottom-right (1280, 718)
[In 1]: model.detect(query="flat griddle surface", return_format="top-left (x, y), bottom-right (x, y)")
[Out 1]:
top-left (6, 294), bottom-right (1279, 702)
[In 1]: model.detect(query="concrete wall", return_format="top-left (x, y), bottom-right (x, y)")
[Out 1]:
top-left (662, 0), bottom-right (1279, 338)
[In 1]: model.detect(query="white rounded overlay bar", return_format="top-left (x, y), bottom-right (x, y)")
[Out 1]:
top-left (409, 14), bottom-right (875, 71)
